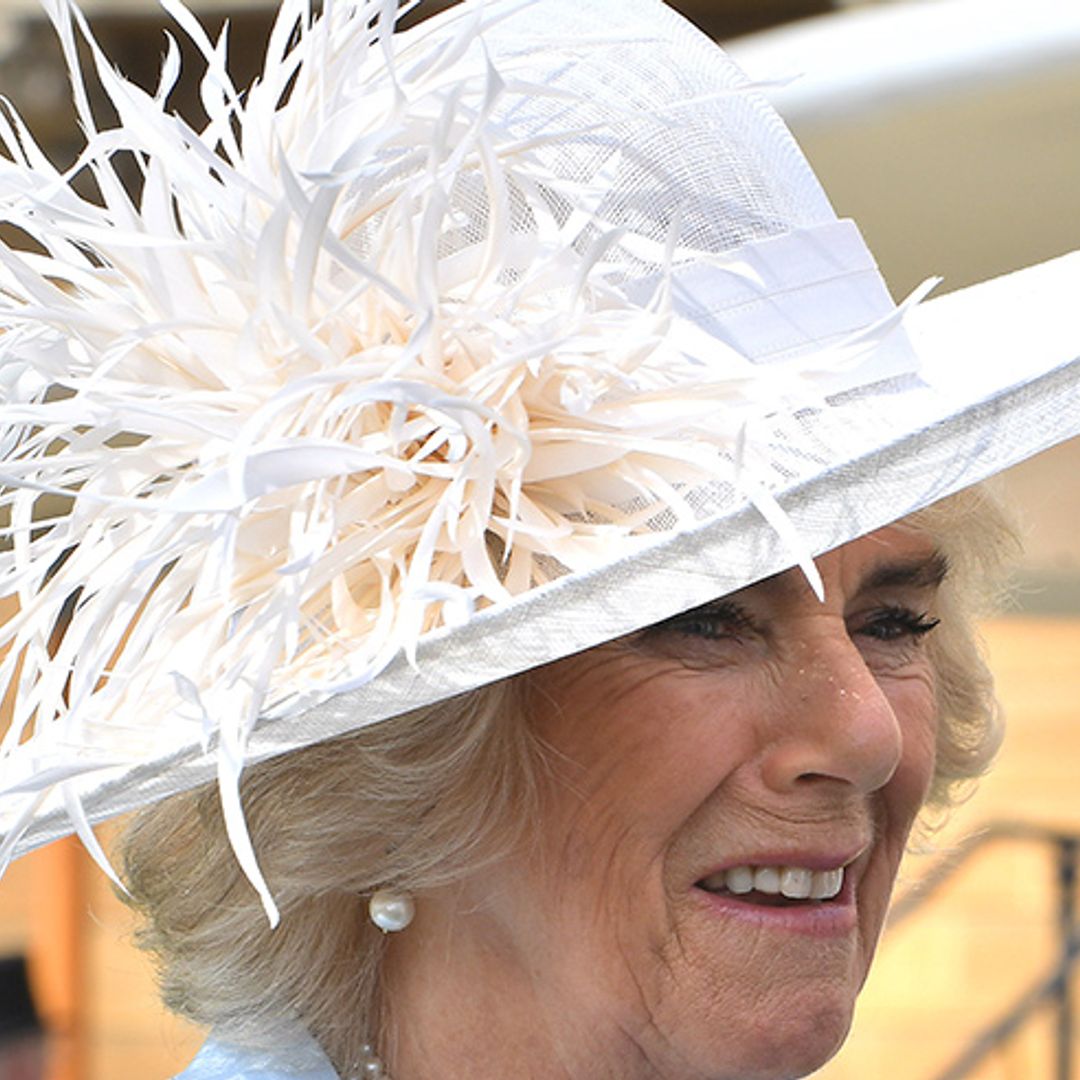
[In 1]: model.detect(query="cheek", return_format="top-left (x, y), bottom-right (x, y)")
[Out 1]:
top-left (857, 672), bottom-right (939, 977)
top-left (881, 672), bottom-right (939, 827)
top-left (525, 664), bottom-right (751, 937)
top-left (532, 662), bottom-right (751, 845)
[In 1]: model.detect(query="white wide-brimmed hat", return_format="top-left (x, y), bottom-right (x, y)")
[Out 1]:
top-left (2, 0), bottom-right (1078, 913)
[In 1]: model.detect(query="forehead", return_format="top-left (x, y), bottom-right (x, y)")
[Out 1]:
top-left (731, 525), bottom-right (948, 609)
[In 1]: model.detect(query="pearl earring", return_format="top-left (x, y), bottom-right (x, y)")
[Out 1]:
top-left (354, 1042), bottom-right (390, 1079)
top-left (368, 889), bottom-right (415, 933)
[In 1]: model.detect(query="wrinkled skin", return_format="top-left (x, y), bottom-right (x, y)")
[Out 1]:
top-left (387, 525), bottom-right (944, 1079)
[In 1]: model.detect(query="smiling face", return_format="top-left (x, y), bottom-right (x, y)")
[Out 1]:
top-left (388, 523), bottom-right (945, 1079)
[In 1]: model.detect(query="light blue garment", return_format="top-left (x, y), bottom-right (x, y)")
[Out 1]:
top-left (173, 1033), bottom-right (341, 1080)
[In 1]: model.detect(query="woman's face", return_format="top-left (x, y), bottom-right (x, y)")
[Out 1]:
top-left (397, 524), bottom-right (945, 1079)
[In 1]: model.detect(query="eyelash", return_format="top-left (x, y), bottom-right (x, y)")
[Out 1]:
top-left (647, 603), bottom-right (940, 645)
top-left (646, 602), bottom-right (755, 642)
top-left (859, 606), bottom-right (941, 642)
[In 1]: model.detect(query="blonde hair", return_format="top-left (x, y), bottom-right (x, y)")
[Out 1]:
top-left (122, 679), bottom-right (544, 1072)
top-left (909, 484), bottom-right (1019, 811)
top-left (120, 486), bottom-right (1018, 1072)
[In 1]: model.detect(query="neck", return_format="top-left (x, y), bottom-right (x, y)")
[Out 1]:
top-left (376, 892), bottom-right (653, 1080)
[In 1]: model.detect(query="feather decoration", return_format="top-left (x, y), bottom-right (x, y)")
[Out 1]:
top-left (0, 0), bottom-right (922, 920)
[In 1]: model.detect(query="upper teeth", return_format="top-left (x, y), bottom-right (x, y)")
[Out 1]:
top-left (701, 865), bottom-right (844, 901)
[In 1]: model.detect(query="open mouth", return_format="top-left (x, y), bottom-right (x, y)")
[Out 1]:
top-left (697, 865), bottom-right (845, 906)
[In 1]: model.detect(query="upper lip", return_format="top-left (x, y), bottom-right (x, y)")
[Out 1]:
top-left (694, 843), bottom-right (869, 881)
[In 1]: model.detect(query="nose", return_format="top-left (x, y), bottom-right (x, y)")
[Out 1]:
top-left (759, 634), bottom-right (903, 796)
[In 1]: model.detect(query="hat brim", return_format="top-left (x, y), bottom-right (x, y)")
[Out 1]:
top-left (8, 247), bottom-right (1080, 860)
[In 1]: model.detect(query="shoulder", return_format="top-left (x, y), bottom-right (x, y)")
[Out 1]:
top-left (173, 1034), bottom-right (341, 1080)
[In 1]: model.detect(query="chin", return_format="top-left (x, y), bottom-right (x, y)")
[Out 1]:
top-left (675, 994), bottom-right (855, 1080)
top-left (733, 1002), bottom-right (854, 1080)
top-left (762, 1022), bottom-right (851, 1079)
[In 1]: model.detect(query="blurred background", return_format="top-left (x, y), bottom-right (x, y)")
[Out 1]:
top-left (0, 0), bottom-right (1077, 1077)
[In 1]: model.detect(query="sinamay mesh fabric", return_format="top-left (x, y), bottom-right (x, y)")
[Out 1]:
top-left (3, 0), bottom-right (1078, 916)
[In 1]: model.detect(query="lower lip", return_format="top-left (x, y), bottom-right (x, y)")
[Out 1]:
top-left (691, 874), bottom-right (858, 938)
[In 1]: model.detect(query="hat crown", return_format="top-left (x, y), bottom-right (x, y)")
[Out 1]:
top-left (328, 0), bottom-right (836, 286)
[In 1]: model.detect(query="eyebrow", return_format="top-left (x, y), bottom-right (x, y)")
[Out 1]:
top-left (858, 550), bottom-right (950, 593)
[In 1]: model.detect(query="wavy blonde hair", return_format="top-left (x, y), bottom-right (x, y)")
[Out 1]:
top-left (121, 486), bottom-right (1018, 1073)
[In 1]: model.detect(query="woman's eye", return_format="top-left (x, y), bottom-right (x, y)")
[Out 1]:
top-left (858, 606), bottom-right (940, 643)
top-left (643, 601), bottom-right (756, 643)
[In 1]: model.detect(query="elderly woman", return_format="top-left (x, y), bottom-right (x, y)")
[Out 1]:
top-left (122, 493), bottom-right (1017, 1080)
top-left (0, 0), bottom-right (1078, 1078)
